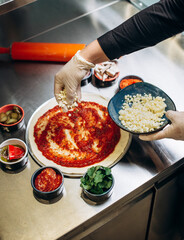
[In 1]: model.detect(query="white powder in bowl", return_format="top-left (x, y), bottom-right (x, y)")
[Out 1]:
top-left (118, 93), bottom-right (167, 133)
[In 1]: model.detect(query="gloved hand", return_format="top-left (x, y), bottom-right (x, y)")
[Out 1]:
top-left (54, 50), bottom-right (95, 110)
top-left (139, 110), bottom-right (184, 141)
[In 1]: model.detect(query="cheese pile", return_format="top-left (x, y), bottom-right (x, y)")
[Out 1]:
top-left (118, 93), bottom-right (167, 133)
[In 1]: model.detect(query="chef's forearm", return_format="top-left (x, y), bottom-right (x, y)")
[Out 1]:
top-left (79, 40), bottom-right (109, 64)
top-left (97, 0), bottom-right (184, 60)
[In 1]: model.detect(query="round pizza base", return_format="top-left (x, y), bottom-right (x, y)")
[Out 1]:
top-left (26, 92), bottom-right (132, 177)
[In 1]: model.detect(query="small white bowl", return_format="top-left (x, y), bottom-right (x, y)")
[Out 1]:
top-left (0, 138), bottom-right (28, 170)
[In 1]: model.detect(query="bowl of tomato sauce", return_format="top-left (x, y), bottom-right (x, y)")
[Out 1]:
top-left (119, 75), bottom-right (143, 90)
top-left (31, 166), bottom-right (64, 200)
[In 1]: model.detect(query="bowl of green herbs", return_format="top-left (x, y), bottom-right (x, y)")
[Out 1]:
top-left (80, 165), bottom-right (114, 202)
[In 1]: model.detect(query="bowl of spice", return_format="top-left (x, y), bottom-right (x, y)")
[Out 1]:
top-left (119, 75), bottom-right (143, 90)
top-left (80, 165), bottom-right (114, 202)
top-left (0, 138), bottom-right (28, 170)
top-left (31, 166), bottom-right (64, 200)
top-left (94, 61), bottom-right (120, 87)
top-left (0, 104), bottom-right (24, 132)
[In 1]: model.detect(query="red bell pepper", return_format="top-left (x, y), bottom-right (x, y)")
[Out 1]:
top-left (8, 145), bottom-right (25, 160)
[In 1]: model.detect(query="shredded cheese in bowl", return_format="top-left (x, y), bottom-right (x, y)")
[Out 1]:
top-left (118, 93), bottom-right (167, 133)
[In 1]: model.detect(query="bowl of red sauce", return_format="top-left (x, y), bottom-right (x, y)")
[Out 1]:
top-left (31, 166), bottom-right (64, 200)
top-left (0, 104), bottom-right (24, 132)
top-left (119, 75), bottom-right (143, 90)
top-left (0, 138), bottom-right (28, 170)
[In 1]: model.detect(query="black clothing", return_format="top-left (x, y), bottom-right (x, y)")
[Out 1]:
top-left (97, 0), bottom-right (184, 60)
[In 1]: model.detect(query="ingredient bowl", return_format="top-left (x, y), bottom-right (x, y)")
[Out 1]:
top-left (119, 75), bottom-right (143, 90)
top-left (0, 104), bottom-right (24, 132)
top-left (31, 166), bottom-right (64, 200)
top-left (108, 82), bottom-right (176, 135)
top-left (94, 61), bottom-right (120, 87)
top-left (0, 138), bottom-right (28, 170)
top-left (80, 166), bottom-right (114, 202)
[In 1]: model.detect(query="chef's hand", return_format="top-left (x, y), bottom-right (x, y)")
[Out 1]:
top-left (139, 110), bottom-right (184, 141)
top-left (54, 50), bottom-right (95, 107)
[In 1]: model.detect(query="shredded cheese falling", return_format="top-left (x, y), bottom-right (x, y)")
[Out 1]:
top-left (57, 89), bottom-right (78, 111)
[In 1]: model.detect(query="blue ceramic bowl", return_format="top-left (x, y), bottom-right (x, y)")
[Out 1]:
top-left (108, 82), bottom-right (176, 135)
top-left (31, 166), bottom-right (64, 200)
top-left (82, 174), bottom-right (114, 202)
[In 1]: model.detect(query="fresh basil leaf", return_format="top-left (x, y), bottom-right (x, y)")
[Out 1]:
top-left (80, 165), bottom-right (113, 194)
top-left (94, 170), bottom-right (103, 185)
top-left (104, 167), bottom-right (111, 175)
top-left (87, 166), bottom-right (95, 177)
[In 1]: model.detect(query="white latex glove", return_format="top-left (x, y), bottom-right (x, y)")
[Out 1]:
top-left (54, 50), bottom-right (95, 109)
top-left (139, 110), bottom-right (184, 141)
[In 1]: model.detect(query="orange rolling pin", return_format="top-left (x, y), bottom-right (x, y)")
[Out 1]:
top-left (0, 42), bottom-right (86, 62)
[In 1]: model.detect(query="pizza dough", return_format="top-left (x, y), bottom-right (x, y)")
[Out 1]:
top-left (26, 93), bottom-right (132, 177)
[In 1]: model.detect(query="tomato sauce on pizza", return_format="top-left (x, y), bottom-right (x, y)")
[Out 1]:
top-left (34, 101), bottom-right (120, 168)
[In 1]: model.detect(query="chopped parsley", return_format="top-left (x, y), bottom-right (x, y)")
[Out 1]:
top-left (80, 166), bottom-right (113, 194)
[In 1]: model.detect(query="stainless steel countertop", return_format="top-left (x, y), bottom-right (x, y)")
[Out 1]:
top-left (0, 0), bottom-right (36, 15)
top-left (0, 1), bottom-right (184, 239)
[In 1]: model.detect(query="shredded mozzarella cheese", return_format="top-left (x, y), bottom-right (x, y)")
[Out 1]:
top-left (57, 89), bottom-right (78, 111)
top-left (118, 93), bottom-right (167, 133)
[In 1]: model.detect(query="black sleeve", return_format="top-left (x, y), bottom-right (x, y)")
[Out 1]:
top-left (97, 0), bottom-right (184, 60)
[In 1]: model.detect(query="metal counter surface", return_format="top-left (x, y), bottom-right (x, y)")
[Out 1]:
top-left (0, 1), bottom-right (184, 240)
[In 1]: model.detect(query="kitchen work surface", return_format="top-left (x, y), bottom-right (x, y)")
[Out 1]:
top-left (0, 0), bottom-right (184, 240)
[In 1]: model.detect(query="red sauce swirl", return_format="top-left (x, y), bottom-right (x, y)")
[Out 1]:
top-left (34, 101), bottom-right (120, 168)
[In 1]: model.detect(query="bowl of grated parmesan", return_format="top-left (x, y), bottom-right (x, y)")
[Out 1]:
top-left (108, 82), bottom-right (176, 135)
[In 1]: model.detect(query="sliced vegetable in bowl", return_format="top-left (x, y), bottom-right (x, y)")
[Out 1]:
top-left (0, 138), bottom-right (28, 170)
top-left (0, 104), bottom-right (24, 132)
top-left (1, 144), bottom-right (25, 162)
top-left (0, 106), bottom-right (22, 124)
